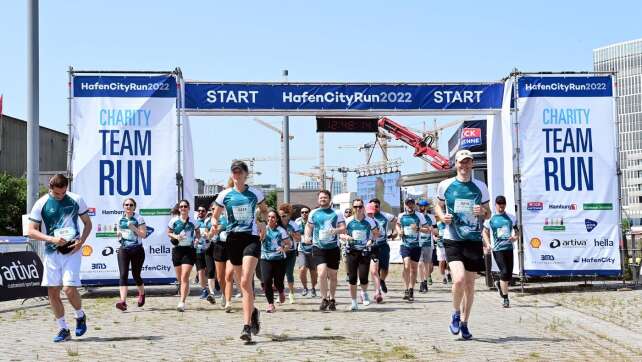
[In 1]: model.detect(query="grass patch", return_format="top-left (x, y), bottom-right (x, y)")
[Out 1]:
top-left (65, 347), bottom-right (79, 357)
top-left (323, 326), bottom-right (332, 331)
top-left (270, 333), bottom-right (289, 342)
top-left (529, 352), bottom-right (540, 358)
top-left (362, 345), bottom-right (416, 361)
top-left (94, 326), bottom-right (102, 331)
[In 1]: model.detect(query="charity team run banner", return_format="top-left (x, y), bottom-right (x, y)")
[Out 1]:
top-left (71, 75), bottom-right (178, 285)
top-left (517, 75), bottom-right (621, 276)
top-left (184, 82), bottom-right (504, 113)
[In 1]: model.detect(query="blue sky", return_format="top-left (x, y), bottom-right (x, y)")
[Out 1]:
top-left (1, 1), bottom-right (640, 193)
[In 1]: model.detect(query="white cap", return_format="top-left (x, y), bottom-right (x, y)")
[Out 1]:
top-left (455, 149), bottom-right (474, 162)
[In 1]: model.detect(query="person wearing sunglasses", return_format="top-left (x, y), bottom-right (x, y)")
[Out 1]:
top-left (278, 203), bottom-right (300, 304)
top-left (209, 200), bottom-right (234, 310)
top-left (367, 198), bottom-right (396, 302)
top-left (167, 199), bottom-right (200, 312)
top-left (115, 198), bottom-right (148, 311)
top-left (260, 210), bottom-right (291, 313)
top-left (210, 160), bottom-right (267, 342)
top-left (195, 206), bottom-right (217, 303)
top-left (296, 206), bottom-right (317, 297)
top-left (396, 197), bottom-right (431, 302)
top-left (339, 199), bottom-right (379, 311)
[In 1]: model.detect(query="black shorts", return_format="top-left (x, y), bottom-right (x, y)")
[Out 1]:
top-left (400, 245), bottom-right (422, 262)
top-left (172, 246), bottom-right (196, 267)
top-left (372, 243), bottom-right (391, 271)
top-left (312, 246), bottom-right (341, 270)
top-left (226, 232), bottom-right (260, 266)
top-left (493, 249), bottom-right (514, 281)
top-left (212, 241), bottom-right (229, 262)
top-left (444, 240), bottom-right (484, 272)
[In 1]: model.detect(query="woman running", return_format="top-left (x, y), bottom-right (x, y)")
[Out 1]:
top-left (209, 200), bottom-right (235, 310)
top-left (339, 198), bottom-right (379, 311)
top-left (115, 198), bottom-right (148, 311)
top-left (195, 206), bottom-right (216, 303)
top-left (260, 210), bottom-right (291, 313)
top-left (211, 160), bottom-right (267, 342)
top-left (167, 199), bottom-right (200, 312)
top-left (278, 203), bottom-right (300, 304)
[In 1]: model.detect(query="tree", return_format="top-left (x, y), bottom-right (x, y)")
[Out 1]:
top-left (0, 174), bottom-right (27, 235)
top-left (265, 190), bottom-right (277, 210)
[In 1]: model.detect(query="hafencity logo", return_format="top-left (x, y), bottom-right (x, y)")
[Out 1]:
top-left (577, 257), bottom-right (616, 264)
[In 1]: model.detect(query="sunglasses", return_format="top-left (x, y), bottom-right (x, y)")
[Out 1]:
top-left (353, 205), bottom-right (363, 209)
top-left (124, 203), bottom-right (134, 207)
top-left (301, 211), bottom-right (309, 214)
top-left (179, 205), bottom-right (189, 209)
top-left (198, 209), bottom-right (206, 213)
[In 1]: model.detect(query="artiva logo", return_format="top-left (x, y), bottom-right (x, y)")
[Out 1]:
top-left (0, 259), bottom-right (40, 287)
top-left (530, 237), bottom-right (542, 248)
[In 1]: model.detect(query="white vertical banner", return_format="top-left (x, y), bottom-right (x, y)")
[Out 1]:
top-left (71, 75), bottom-right (178, 285)
top-left (517, 75), bottom-right (620, 276)
top-left (182, 115), bottom-right (195, 203)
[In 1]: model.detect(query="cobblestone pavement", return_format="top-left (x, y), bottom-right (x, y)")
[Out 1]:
top-left (1, 265), bottom-right (641, 361)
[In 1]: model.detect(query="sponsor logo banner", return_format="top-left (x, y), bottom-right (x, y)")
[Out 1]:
top-left (0, 252), bottom-right (47, 301)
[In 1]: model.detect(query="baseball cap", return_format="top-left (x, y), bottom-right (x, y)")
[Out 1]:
top-left (455, 149), bottom-right (474, 162)
top-left (417, 199), bottom-right (429, 207)
top-left (404, 197), bottom-right (416, 204)
top-left (230, 160), bottom-right (249, 173)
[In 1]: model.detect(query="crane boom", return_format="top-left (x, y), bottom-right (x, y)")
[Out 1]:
top-left (378, 117), bottom-right (450, 171)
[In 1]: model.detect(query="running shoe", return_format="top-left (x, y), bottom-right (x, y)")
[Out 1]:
top-left (442, 277), bottom-right (448, 285)
top-left (266, 304), bottom-right (276, 313)
top-left (206, 293), bottom-right (216, 304)
top-left (319, 298), bottom-right (329, 311)
top-left (350, 300), bottom-right (358, 311)
top-left (115, 301), bottom-right (127, 311)
top-left (137, 293), bottom-right (145, 307)
top-left (75, 314), bottom-right (87, 337)
top-left (447, 274), bottom-right (452, 283)
top-left (53, 328), bottom-right (71, 343)
top-left (328, 299), bottom-right (337, 311)
top-left (250, 308), bottom-right (261, 335)
top-left (200, 288), bottom-right (210, 300)
top-left (311, 288), bottom-right (317, 298)
top-left (240, 325), bottom-right (252, 342)
top-left (449, 311), bottom-right (461, 335)
top-left (494, 280), bottom-right (504, 299)
top-left (289, 292), bottom-right (295, 304)
top-left (278, 290), bottom-right (286, 304)
top-left (301, 288), bottom-right (309, 297)
top-left (177, 302), bottom-right (186, 312)
top-left (224, 302), bottom-right (232, 313)
top-left (361, 292), bottom-right (371, 306)
top-left (460, 322), bottom-right (472, 340)
top-left (408, 288), bottom-right (415, 302)
top-left (402, 289), bottom-right (410, 300)
top-left (428, 276), bottom-right (433, 286)
top-left (419, 281), bottom-right (427, 293)
top-left (375, 293), bottom-right (383, 304)
top-left (502, 297), bottom-right (510, 308)
top-left (380, 280), bottom-right (388, 294)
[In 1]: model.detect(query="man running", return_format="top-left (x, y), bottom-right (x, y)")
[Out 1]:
top-left (396, 198), bottom-right (430, 302)
top-left (27, 174), bottom-right (93, 342)
top-left (367, 198), bottom-right (396, 301)
top-left (418, 200), bottom-right (437, 293)
top-left (435, 150), bottom-right (491, 340)
top-left (482, 195), bottom-right (518, 308)
top-left (304, 190), bottom-right (346, 311)
top-left (296, 207), bottom-right (317, 297)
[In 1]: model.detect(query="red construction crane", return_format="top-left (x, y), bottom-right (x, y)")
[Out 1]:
top-left (378, 117), bottom-right (450, 171)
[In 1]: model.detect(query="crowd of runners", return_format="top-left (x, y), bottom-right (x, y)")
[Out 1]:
top-left (26, 149), bottom-right (518, 343)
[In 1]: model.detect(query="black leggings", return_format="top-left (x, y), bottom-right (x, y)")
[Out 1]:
top-left (118, 245), bottom-right (145, 286)
top-left (493, 249), bottom-right (514, 282)
top-left (346, 251), bottom-right (370, 286)
top-left (260, 259), bottom-right (285, 304)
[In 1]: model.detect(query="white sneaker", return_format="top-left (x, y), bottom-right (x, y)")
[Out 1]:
top-left (362, 292), bottom-right (371, 306)
top-left (350, 300), bottom-right (358, 311)
top-left (288, 292), bottom-right (295, 304)
top-left (177, 302), bottom-right (185, 312)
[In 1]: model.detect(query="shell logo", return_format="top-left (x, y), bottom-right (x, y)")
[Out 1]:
top-left (530, 237), bottom-right (541, 249)
top-left (81, 244), bottom-right (93, 256)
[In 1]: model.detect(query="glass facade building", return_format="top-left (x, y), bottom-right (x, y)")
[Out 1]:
top-left (593, 38), bottom-right (642, 222)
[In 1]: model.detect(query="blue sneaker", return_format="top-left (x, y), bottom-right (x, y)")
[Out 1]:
top-left (460, 322), bottom-right (472, 340)
top-left (75, 315), bottom-right (87, 337)
top-left (53, 328), bottom-right (71, 343)
top-left (200, 288), bottom-right (209, 300)
top-left (449, 311), bottom-right (461, 335)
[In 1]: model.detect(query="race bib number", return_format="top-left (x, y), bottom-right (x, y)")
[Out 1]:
top-left (496, 226), bottom-right (510, 239)
top-left (232, 205), bottom-right (252, 223)
top-left (219, 231), bottom-right (228, 242)
top-left (454, 199), bottom-right (474, 214)
top-left (438, 228), bottom-right (444, 237)
top-left (318, 228), bottom-right (333, 242)
top-left (54, 227), bottom-right (76, 241)
top-left (420, 232), bottom-right (430, 240)
top-left (120, 228), bottom-right (134, 240)
top-left (199, 228), bottom-right (208, 238)
top-left (179, 232), bottom-right (194, 247)
top-left (404, 225), bottom-right (417, 238)
top-left (352, 230), bottom-right (367, 242)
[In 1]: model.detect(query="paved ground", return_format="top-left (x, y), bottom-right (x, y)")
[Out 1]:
top-left (2, 265), bottom-right (642, 361)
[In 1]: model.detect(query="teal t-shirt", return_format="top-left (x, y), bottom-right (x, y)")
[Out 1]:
top-left (215, 215), bottom-right (229, 243)
top-left (483, 213), bottom-right (517, 251)
top-left (295, 217), bottom-right (312, 253)
top-left (345, 216), bottom-right (377, 251)
top-left (195, 217), bottom-right (212, 253)
top-left (29, 192), bottom-right (88, 254)
top-left (118, 213), bottom-right (146, 249)
top-left (419, 213), bottom-right (436, 248)
top-left (261, 225), bottom-right (289, 260)
top-left (215, 186), bottom-right (265, 235)
top-left (372, 211), bottom-right (395, 246)
top-left (309, 207), bottom-right (345, 250)
top-left (436, 222), bottom-right (446, 248)
top-left (437, 177), bottom-right (489, 242)
top-left (397, 211), bottom-right (428, 248)
top-left (168, 216), bottom-right (196, 247)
